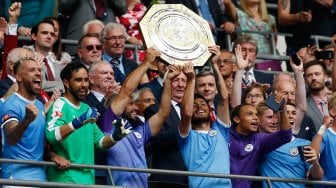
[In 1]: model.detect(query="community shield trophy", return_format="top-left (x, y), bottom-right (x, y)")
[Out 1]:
top-left (139, 4), bottom-right (215, 67)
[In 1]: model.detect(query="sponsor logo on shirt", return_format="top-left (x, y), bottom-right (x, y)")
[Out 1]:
top-left (54, 111), bottom-right (62, 117)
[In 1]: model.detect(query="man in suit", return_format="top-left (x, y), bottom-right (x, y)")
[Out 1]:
top-left (140, 59), bottom-right (168, 102)
top-left (232, 35), bottom-right (274, 87)
top-left (304, 60), bottom-right (329, 131)
top-left (29, 20), bottom-right (64, 94)
top-left (145, 71), bottom-right (188, 188)
top-left (102, 23), bottom-right (145, 84)
top-left (59, 0), bottom-right (127, 55)
top-left (165, 0), bottom-right (235, 48)
top-left (75, 33), bottom-right (103, 68)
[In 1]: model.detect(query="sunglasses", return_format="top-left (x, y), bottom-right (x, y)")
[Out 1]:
top-left (85, 45), bottom-right (103, 51)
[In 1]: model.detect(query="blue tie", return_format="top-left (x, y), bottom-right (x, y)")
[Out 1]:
top-left (198, 0), bottom-right (215, 25)
top-left (110, 59), bottom-right (126, 84)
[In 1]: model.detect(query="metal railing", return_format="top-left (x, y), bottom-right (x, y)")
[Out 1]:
top-left (1, 158), bottom-right (336, 187)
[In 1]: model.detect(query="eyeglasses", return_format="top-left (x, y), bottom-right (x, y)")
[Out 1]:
top-left (245, 94), bottom-right (263, 100)
top-left (217, 59), bottom-right (235, 64)
top-left (104, 35), bottom-right (127, 42)
top-left (85, 44), bottom-right (103, 51)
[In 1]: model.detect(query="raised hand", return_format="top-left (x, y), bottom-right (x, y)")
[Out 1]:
top-left (182, 62), bottom-right (195, 81)
top-left (8, 2), bottom-right (21, 24)
top-left (144, 47), bottom-right (161, 65)
top-left (322, 116), bottom-right (333, 128)
top-left (25, 103), bottom-right (39, 123)
top-left (235, 44), bottom-right (249, 70)
top-left (209, 45), bottom-right (221, 66)
top-left (166, 64), bottom-right (181, 81)
top-left (71, 107), bottom-right (100, 129)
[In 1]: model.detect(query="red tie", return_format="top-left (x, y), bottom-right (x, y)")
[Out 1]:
top-left (44, 58), bottom-right (55, 81)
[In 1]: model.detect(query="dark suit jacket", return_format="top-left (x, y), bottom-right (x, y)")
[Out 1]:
top-left (306, 94), bottom-right (323, 131)
top-left (139, 78), bottom-right (163, 102)
top-left (145, 103), bottom-right (188, 187)
top-left (0, 76), bottom-right (14, 98)
top-left (84, 92), bottom-right (106, 127)
top-left (297, 115), bottom-right (316, 141)
top-left (123, 57), bottom-right (138, 78)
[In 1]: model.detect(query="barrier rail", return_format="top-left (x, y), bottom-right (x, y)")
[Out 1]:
top-left (1, 158), bottom-right (336, 187)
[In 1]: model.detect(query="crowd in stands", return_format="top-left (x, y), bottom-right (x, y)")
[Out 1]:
top-left (1, 0), bottom-right (336, 188)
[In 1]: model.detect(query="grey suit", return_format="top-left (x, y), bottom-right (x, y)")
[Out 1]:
top-left (59, 0), bottom-right (127, 54)
top-left (41, 60), bottom-right (65, 93)
top-left (306, 95), bottom-right (323, 131)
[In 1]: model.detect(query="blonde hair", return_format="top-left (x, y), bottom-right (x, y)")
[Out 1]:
top-left (328, 92), bottom-right (336, 110)
top-left (240, 0), bottom-right (270, 22)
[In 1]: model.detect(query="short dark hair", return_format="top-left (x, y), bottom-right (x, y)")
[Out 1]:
top-left (303, 60), bottom-right (327, 74)
top-left (60, 62), bottom-right (88, 81)
top-left (31, 19), bottom-right (54, 36)
top-left (232, 35), bottom-right (258, 55)
top-left (231, 103), bottom-right (253, 128)
top-left (196, 71), bottom-right (215, 80)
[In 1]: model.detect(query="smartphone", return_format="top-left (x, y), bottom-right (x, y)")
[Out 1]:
top-left (291, 53), bottom-right (301, 66)
top-left (315, 50), bottom-right (334, 60)
top-left (298, 145), bottom-right (309, 161)
top-left (265, 94), bottom-right (285, 112)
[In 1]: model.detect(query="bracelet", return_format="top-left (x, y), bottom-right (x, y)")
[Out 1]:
top-left (317, 124), bottom-right (327, 135)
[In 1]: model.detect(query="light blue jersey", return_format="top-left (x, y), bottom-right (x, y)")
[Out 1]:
top-left (259, 137), bottom-right (310, 188)
top-left (177, 120), bottom-right (231, 188)
top-left (0, 93), bottom-right (46, 181)
top-left (316, 128), bottom-right (336, 187)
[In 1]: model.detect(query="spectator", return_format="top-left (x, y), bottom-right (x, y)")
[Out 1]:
top-left (178, 46), bottom-right (231, 188)
top-left (28, 20), bottom-right (65, 94)
top-left (43, 17), bottom-right (71, 66)
top-left (45, 63), bottom-right (117, 184)
top-left (4, 0), bottom-right (54, 36)
top-left (59, 0), bottom-right (127, 55)
top-left (195, 71), bottom-right (217, 108)
top-left (231, 43), bottom-right (270, 108)
top-left (75, 34), bottom-right (104, 68)
top-left (217, 49), bottom-right (237, 97)
top-left (0, 56), bottom-right (46, 181)
top-left (102, 22), bottom-right (148, 84)
top-left (118, 0), bottom-right (146, 62)
top-left (304, 60), bottom-right (329, 131)
top-left (278, 0), bottom-right (333, 54)
top-left (133, 87), bottom-right (156, 121)
top-left (224, 0), bottom-right (277, 54)
top-left (82, 19), bottom-right (105, 38)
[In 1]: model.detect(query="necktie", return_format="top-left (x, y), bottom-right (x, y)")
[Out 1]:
top-left (243, 71), bottom-right (252, 87)
top-left (198, 0), bottom-right (215, 25)
top-left (320, 100), bottom-right (329, 116)
top-left (43, 58), bottom-right (55, 81)
top-left (110, 59), bottom-right (126, 84)
top-left (94, 0), bottom-right (107, 20)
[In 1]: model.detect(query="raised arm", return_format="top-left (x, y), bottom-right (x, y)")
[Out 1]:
top-left (148, 65), bottom-right (180, 136)
top-left (179, 62), bottom-right (195, 137)
top-left (290, 55), bottom-right (306, 134)
top-left (209, 46), bottom-right (230, 125)
top-left (223, 0), bottom-right (238, 22)
top-left (311, 116), bottom-right (333, 157)
top-left (4, 103), bottom-right (38, 145)
top-left (111, 48), bottom-right (160, 116)
top-left (231, 44), bottom-right (248, 108)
